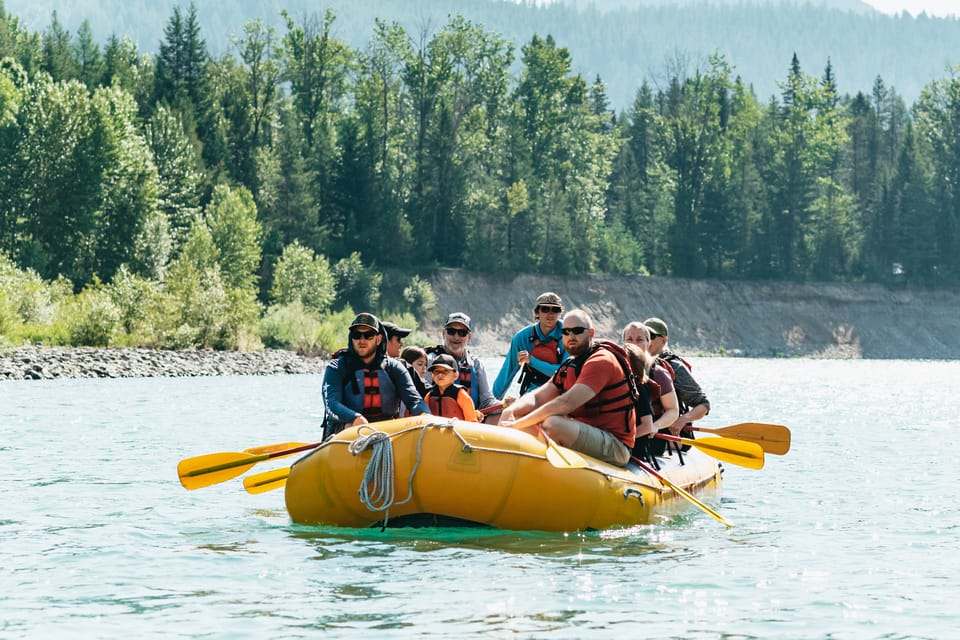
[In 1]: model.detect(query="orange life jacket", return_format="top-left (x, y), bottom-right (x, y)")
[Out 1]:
top-left (426, 384), bottom-right (468, 420)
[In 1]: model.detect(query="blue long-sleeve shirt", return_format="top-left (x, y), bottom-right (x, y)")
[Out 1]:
top-left (322, 355), bottom-right (428, 428)
top-left (492, 322), bottom-right (566, 399)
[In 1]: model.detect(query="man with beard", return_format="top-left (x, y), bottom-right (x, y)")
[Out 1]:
top-left (499, 309), bottom-right (637, 466)
top-left (322, 313), bottom-right (428, 439)
top-left (425, 312), bottom-right (499, 414)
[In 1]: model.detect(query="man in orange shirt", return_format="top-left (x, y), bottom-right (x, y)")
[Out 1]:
top-left (499, 309), bottom-right (637, 466)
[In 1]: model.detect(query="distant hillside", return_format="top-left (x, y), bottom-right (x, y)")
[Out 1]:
top-left (426, 270), bottom-right (960, 360)
top-left (4, 0), bottom-right (960, 108)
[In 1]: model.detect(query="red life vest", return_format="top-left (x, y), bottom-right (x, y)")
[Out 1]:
top-left (426, 384), bottom-right (467, 420)
top-left (552, 340), bottom-right (637, 445)
top-left (360, 369), bottom-right (384, 420)
top-left (520, 328), bottom-right (563, 393)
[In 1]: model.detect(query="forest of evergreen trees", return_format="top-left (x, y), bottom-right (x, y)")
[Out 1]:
top-left (1, 3), bottom-right (959, 350)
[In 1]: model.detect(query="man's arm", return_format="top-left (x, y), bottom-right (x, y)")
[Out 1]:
top-left (669, 364), bottom-right (710, 432)
top-left (472, 357), bottom-right (500, 409)
top-left (492, 332), bottom-right (523, 398)
top-left (501, 383), bottom-right (595, 432)
top-left (321, 363), bottom-right (360, 424)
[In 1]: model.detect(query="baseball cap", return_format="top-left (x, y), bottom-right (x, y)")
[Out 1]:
top-left (428, 354), bottom-right (458, 372)
top-left (643, 317), bottom-right (669, 338)
top-left (349, 312), bottom-right (381, 331)
top-left (382, 321), bottom-right (412, 339)
top-left (444, 312), bottom-right (472, 330)
top-left (535, 292), bottom-right (563, 308)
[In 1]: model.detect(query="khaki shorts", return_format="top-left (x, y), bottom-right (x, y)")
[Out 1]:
top-left (573, 422), bottom-right (630, 467)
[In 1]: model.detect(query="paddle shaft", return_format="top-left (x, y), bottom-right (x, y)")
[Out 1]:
top-left (631, 456), bottom-right (733, 528)
top-left (655, 432), bottom-right (764, 470)
top-left (183, 442), bottom-right (321, 478)
top-left (244, 467), bottom-right (290, 494)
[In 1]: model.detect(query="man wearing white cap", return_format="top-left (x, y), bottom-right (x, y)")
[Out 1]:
top-left (425, 312), bottom-right (498, 414)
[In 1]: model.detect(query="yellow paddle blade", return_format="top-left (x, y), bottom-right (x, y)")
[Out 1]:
top-left (243, 467), bottom-right (290, 494)
top-left (705, 423), bottom-right (791, 456)
top-left (177, 451), bottom-right (264, 490)
top-left (544, 443), bottom-right (588, 468)
top-left (243, 442), bottom-right (310, 456)
top-left (687, 436), bottom-right (765, 470)
top-left (537, 425), bottom-right (588, 468)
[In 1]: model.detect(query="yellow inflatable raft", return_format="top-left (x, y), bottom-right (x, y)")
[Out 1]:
top-left (284, 415), bottom-right (723, 531)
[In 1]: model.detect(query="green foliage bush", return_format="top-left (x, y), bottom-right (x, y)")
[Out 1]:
top-left (334, 252), bottom-right (381, 312)
top-left (402, 276), bottom-right (438, 323)
top-left (0, 253), bottom-right (72, 325)
top-left (58, 286), bottom-right (121, 347)
top-left (260, 303), bottom-right (358, 357)
top-left (270, 241), bottom-right (336, 312)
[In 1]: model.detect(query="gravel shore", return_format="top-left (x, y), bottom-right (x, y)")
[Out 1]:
top-left (0, 346), bottom-right (327, 380)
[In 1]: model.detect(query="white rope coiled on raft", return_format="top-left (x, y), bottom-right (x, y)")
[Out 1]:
top-left (348, 424), bottom-right (429, 527)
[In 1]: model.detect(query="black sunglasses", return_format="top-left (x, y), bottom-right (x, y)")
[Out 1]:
top-left (561, 326), bottom-right (588, 336)
top-left (445, 327), bottom-right (469, 337)
top-left (649, 332), bottom-right (663, 339)
top-left (538, 305), bottom-right (562, 314)
top-left (350, 330), bottom-right (378, 340)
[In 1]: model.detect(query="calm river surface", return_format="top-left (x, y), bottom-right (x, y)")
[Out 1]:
top-left (2, 358), bottom-right (958, 639)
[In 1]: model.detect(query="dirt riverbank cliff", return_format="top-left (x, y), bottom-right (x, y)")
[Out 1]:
top-left (2, 272), bottom-right (958, 380)
top-left (427, 270), bottom-right (960, 360)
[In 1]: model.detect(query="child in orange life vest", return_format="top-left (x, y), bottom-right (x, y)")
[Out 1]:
top-left (424, 354), bottom-right (483, 422)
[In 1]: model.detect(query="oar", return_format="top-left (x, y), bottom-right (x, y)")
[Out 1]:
top-left (631, 456), bottom-right (733, 528)
top-left (687, 423), bottom-right (791, 455)
top-left (537, 424), bottom-right (587, 468)
top-left (177, 441), bottom-right (321, 490)
top-left (243, 467), bottom-right (290, 494)
top-left (501, 367), bottom-right (524, 404)
top-left (655, 433), bottom-right (764, 470)
top-left (243, 442), bottom-right (310, 456)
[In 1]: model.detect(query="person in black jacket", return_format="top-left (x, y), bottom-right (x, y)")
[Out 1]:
top-left (321, 313), bottom-right (428, 439)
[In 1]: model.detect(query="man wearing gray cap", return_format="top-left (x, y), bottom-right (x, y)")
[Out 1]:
top-left (644, 317), bottom-right (710, 453)
top-left (492, 291), bottom-right (566, 399)
top-left (321, 312), bottom-right (429, 438)
top-left (425, 312), bottom-right (499, 415)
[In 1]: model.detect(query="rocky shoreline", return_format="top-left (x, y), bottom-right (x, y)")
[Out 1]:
top-left (5, 272), bottom-right (960, 381)
top-left (0, 346), bottom-right (327, 380)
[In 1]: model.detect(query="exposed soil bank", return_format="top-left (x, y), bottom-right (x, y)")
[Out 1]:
top-left (425, 270), bottom-right (960, 360)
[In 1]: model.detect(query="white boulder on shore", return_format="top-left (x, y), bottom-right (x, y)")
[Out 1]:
top-left (0, 346), bottom-right (327, 380)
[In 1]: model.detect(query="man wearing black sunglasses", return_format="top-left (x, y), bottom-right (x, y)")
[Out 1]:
top-left (321, 312), bottom-right (428, 438)
top-left (425, 312), bottom-right (499, 418)
top-left (492, 292), bottom-right (567, 400)
top-left (500, 309), bottom-right (637, 467)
